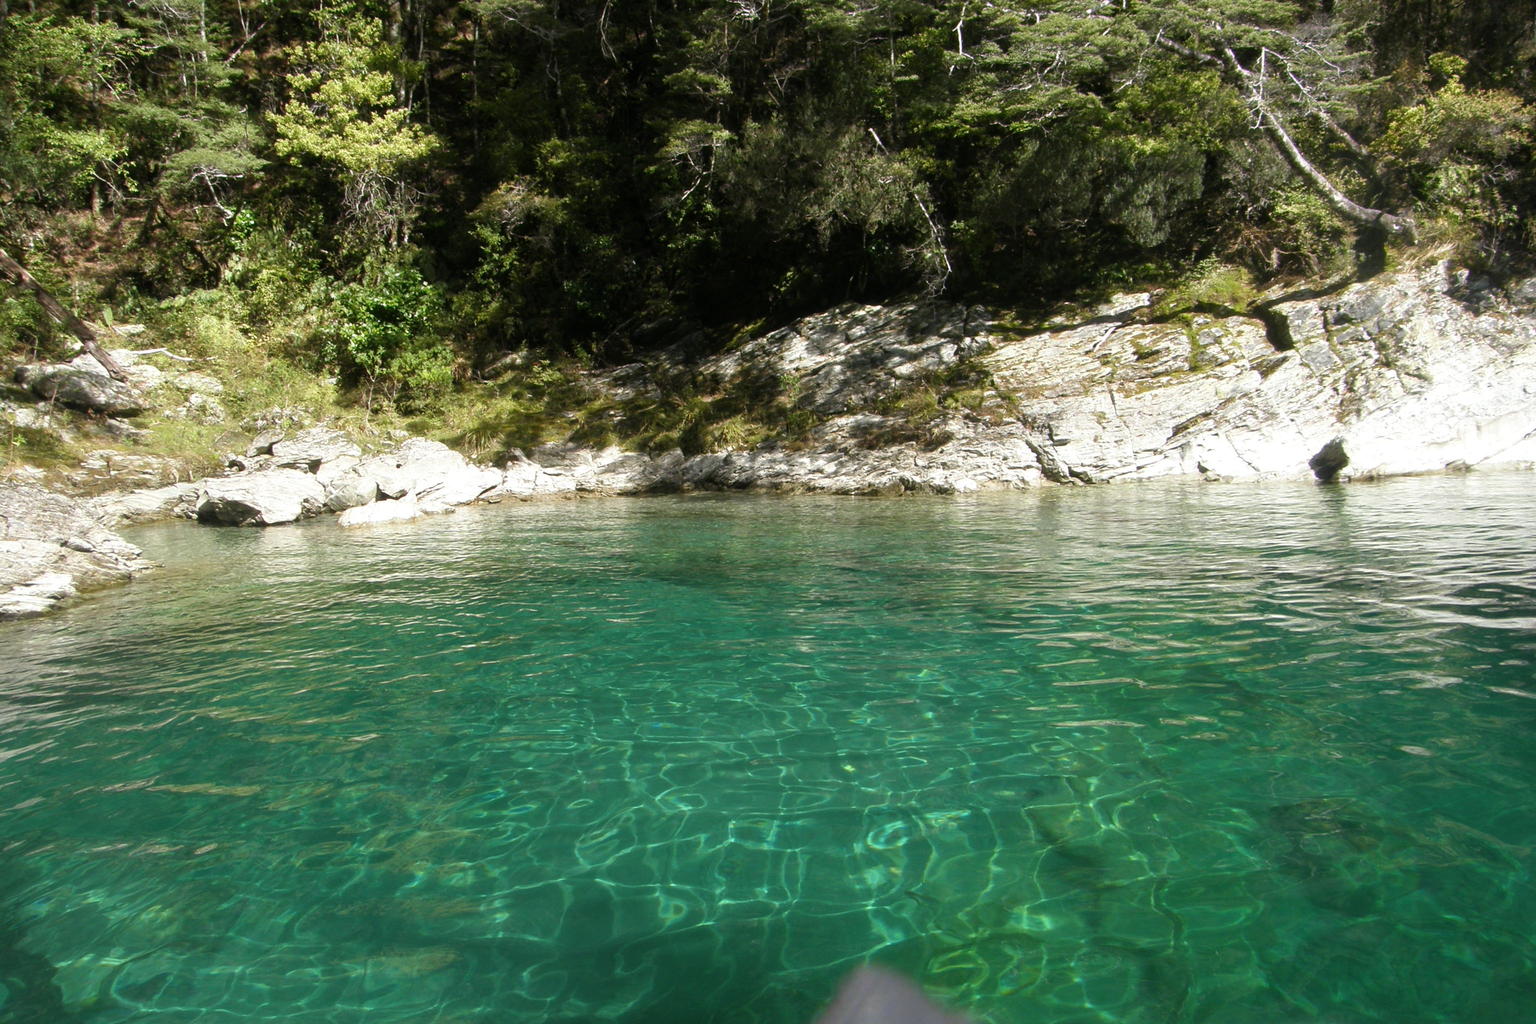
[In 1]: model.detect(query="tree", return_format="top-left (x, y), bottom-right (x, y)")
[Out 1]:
top-left (270, 4), bottom-right (439, 249)
top-left (1139, 1), bottom-right (1418, 240)
top-left (0, 12), bottom-right (129, 226)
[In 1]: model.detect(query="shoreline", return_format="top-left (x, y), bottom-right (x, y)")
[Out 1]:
top-left (7, 259), bottom-right (1536, 619)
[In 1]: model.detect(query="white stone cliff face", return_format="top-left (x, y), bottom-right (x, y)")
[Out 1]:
top-left (983, 263), bottom-right (1536, 484)
top-left (612, 261), bottom-right (1536, 492)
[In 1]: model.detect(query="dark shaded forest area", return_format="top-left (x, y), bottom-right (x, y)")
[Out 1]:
top-left (2, 0), bottom-right (1533, 410)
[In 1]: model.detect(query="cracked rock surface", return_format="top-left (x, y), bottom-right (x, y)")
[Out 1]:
top-left (985, 263), bottom-right (1536, 484)
top-left (0, 482), bottom-right (153, 620)
top-left (550, 263), bottom-right (1536, 493)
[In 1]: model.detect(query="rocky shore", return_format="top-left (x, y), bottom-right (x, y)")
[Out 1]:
top-left (3, 260), bottom-right (1534, 618)
top-left (0, 482), bottom-right (152, 619)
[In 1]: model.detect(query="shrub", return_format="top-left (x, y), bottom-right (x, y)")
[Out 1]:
top-left (327, 260), bottom-right (452, 410)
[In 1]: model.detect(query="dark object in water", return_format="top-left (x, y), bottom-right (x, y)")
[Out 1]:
top-left (812, 966), bottom-right (971, 1024)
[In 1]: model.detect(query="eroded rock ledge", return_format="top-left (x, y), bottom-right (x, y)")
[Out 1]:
top-left (569, 260), bottom-right (1536, 492)
top-left (0, 482), bottom-right (152, 620)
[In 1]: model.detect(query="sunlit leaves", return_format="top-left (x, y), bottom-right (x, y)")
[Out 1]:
top-left (270, 19), bottom-right (436, 176)
top-left (1375, 59), bottom-right (1533, 230)
top-left (0, 14), bottom-right (131, 210)
top-left (269, 7), bottom-right (438, 248)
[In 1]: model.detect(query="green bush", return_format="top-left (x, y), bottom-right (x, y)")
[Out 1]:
top-left (327, 260), bottom-right (452, 410)
top-left (1266, 186), bottom-right (1352, 276)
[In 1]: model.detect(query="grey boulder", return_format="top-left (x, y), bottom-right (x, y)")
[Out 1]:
top-left (271, 426), bottom-right (362, 471)
top-left (195, 469), bottom-right (326, 526)
top-left (15, 364), bottom-right (145, 416)
top-left (359, 438), bottom-right (502, 505)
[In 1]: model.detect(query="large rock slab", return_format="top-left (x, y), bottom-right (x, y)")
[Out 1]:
top-left (590, 262), bottom-right (1536, 493)
top-left (512, 444), bottom-right (684, 496)
top-left (0, 481), bottom-right (153, 618)
top-left (194, 469), bottom-right (326, 526)
top-left (356, 438), bottom-right (502, 505)
top-left (702, 301), bottom-right (990, 415)
top-left (501, 452), bottom-right (580, 497)
top-left (68, 348), bottom-right (166, 393)
top-left (984, 263), bottom-right (1536, 483)
top-left (15, 364), bottom-right (145, 416)
top-left (92, 482), bottom-right (201, 523)
top-left (271, 426), bottom-right (362, 471)
top-left (677, 416), bottom-right (1042, 494)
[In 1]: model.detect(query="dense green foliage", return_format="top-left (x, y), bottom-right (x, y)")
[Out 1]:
top-left (2, 0), bottom-right (1533, 405)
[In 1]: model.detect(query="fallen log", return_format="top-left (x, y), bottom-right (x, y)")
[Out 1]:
top-left (0, 245), bottom-right (129, 381)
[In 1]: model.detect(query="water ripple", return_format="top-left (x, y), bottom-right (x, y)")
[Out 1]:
top-left (1, 476), bottom-right (1535, 1023)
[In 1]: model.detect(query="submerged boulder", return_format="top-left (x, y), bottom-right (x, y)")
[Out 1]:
top-left (336, 496), bottom-right (424, 527)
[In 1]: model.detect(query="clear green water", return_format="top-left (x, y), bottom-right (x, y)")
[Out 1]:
top-left (2, 476), bottom-right (1536, 1024)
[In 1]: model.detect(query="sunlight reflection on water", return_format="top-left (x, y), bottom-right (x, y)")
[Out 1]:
top-left (1, 474), bottom-right (1534, 1023)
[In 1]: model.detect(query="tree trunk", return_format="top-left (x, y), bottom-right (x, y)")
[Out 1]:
top-left (0, 247), bottom-right (129, 381)
top-left (1153, 35), bottom-right (1416, 242)
top-left (1257, 107), bottom-right (1416, 241)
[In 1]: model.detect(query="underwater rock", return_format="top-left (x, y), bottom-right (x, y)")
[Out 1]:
top-left (336, 495), bottom-right (424, 527)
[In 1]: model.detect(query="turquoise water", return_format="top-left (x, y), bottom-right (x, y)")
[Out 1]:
top-left (2, 476), bottom-right (1535, 1024)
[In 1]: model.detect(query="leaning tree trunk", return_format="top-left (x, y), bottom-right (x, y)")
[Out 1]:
top-left (1153, 35), bottom-right (1416, 243)
top-left (1256, 107), bottom-right (1416, 241)
top-left (0, 246), bottom-right (129, 381)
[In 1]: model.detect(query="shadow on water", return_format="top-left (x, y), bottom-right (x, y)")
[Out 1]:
top-left (538, 936), bottom-right (822, 1024)
top-left (0, 883), bottom-right (74, 1024)
top-left (1263, 798), bottom-right (1420, 919)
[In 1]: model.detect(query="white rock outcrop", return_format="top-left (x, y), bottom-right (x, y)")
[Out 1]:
top-left (0, 482), bottom-right (153, 619)
top-left (340, 438), bottom-right (503, 507)
top-left (271, 426), bottom-right (362, 471)
top-left (631, 262), bottom-right (1536, 491)
top-left (194, 469), bottom-right (327, 526)
top-left (985, 263), bottom-right (1536, 483)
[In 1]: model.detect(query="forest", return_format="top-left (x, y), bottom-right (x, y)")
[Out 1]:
top-left (1, 0), bottom-right (1533, 416)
